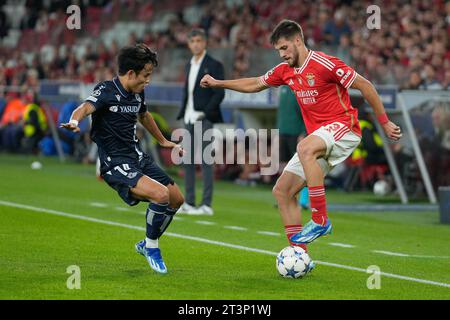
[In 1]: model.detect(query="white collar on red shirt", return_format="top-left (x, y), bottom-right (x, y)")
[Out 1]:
top-left (294, 49), bottom-right (313, 74)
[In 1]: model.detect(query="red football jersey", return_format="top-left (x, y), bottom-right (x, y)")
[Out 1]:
top-left (259, 50), bottom-right (361, 136)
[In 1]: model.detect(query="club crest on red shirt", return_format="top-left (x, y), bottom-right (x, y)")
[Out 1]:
top-left (306, 73), bottom-right (315, 86)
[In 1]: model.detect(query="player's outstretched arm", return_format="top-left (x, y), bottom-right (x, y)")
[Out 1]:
top-left (60, 102), bottom-right (96, 133)
top-left (200, 74), bottom-right (267, 93)
top-left (351, 74), bottom-right (402, 141)
top-left (138, 112), bottom-right (184, 154)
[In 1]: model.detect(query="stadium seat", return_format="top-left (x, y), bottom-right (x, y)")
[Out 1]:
top-left (38, 32), bottom-right (50, 48)
top-left (137, 3), bottom-right (154, 21)
top-left (85, 7), bottom-right (104, 37)
top-left (63, 29), bottom-right (76, 46)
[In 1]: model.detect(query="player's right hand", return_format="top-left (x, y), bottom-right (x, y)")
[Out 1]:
top-left (200, 74), bottom-right (216, 88)
top-left (60, 122), bottom-right (80, 133)
top-left (382, 121), bottom-right (402, 141)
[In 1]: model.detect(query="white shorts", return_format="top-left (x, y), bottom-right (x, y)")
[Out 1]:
top-left (284, 122), bottom-right (361, 180)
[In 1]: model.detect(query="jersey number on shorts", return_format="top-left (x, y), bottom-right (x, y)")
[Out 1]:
top-left (324, 123), bottom-right (343, 133)
top-left (114, 164), bottom-right (130, 176)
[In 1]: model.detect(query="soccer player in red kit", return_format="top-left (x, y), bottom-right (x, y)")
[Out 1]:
top-left (200, 20), bottom-right (402, 251)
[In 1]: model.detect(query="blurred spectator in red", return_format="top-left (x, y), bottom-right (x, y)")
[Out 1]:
top-left (0, 0), bottom-right (449, 90)
top-left (0, 97), bottom-right (27, 152)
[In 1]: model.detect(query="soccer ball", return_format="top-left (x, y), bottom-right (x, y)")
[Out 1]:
top-left (373, 180), bottom-right (390, 196)
top-left (30, 161), bottom-right (42, 170)
top-left (276, 246), bottom-right (312, 279)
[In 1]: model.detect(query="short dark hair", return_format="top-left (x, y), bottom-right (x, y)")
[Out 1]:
top-left (117, 44), bottom-right (158, 76)
top-left (188, 28), bottom-right (207, 40)
top-left (270, 20), bottom-right (304, 45)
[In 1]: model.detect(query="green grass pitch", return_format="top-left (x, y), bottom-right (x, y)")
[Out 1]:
top-left (1, 154), bottom-right (449, 300)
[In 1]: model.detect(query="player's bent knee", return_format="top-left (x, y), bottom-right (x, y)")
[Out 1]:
top-left (272, 182), bottom-right (288, 201)
top-left (297, 143), bottom-right (316, 163)
top-left (152, 186), bottom-right (170, 204)
top-left (168, 184), bottom-right (184, 208)
top-left (173, 193), bottom-right (184, 208)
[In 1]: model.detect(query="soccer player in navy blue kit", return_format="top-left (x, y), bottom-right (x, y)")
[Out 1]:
top-left (61, 44), bottom-right (184, 274)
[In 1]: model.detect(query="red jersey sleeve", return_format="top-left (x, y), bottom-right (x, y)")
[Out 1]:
top-left (258, 63), bottom-right (287, 87)
top-left (326, 56), bottom-right (357, 89)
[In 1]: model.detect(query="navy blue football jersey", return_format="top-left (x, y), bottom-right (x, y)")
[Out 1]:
top-left (85, 77), bottom-right (147, 163)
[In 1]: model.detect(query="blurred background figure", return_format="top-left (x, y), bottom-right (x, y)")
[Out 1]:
top-left (323, 9), bottom-right (351, 46)
top-left (346, 110), bottom-right (389, 191)
top-left (0, 95), bottom-right (27, 152)
top-left (0, 0), bottom-right (447, 205)
top-left (277, 85), bottom-right (309, 209)
top-left (177, 28), bottom-right (225, 216)
top-left (22, 99), bottom-right (47, 154)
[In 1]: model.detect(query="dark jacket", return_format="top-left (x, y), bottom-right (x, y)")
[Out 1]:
top-left (177, 54), bottom-right (225, 123)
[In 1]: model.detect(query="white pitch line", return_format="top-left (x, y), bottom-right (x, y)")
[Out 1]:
top-left (257, 231), bottom-right (281, 237)
top-left (1, 200), bottom-right (450, 289)
top-left (373, 250), bottom-right (410, 257)
top-left (114, 207), bottom-right (132, 212)
top-left (411, 255), bottom-right (450, 259)
top-left (329, 242), bottom-right (356, 248)
top-left (89, 202), bottom-right (108, 208)
top-left (195, 220), bottom-right (216, 226)
top-left (373, 250), bottom-right (450, 259)
top-left (224, 225), bottom-right (248, 231)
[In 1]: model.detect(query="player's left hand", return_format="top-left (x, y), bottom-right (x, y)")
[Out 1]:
top-left (60, 122), bottom-right (80, 133)
top-left (160, 140), bottom-right (185, 156)
top-left (382, 121), bottom-right (402, 141)
top-left (200, 74), bottom-right (217, 88)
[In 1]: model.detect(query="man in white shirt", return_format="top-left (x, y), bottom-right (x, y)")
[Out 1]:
top-left (177, 28), bottom-right (225, 215)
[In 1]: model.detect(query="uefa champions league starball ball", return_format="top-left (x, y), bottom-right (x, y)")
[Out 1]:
top-left (276, 246), bottom-right (312, 279)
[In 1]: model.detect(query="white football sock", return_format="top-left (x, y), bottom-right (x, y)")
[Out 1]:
top-left (145, 237), bottom-right (159, 248)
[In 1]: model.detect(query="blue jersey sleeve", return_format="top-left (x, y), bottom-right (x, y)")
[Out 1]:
top-left (85, 82), bottom-right (110, 111)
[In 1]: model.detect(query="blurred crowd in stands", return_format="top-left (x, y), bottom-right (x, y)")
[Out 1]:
top-left (1, 0), bottom-right (450, 91)
top-left (0, 0), bottom-right (449, 193)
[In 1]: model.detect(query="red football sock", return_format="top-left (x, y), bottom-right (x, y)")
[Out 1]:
top-left (309, 186), bottom-right (328, 226)
top-left (285, 224), bottom-right (308, 252)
